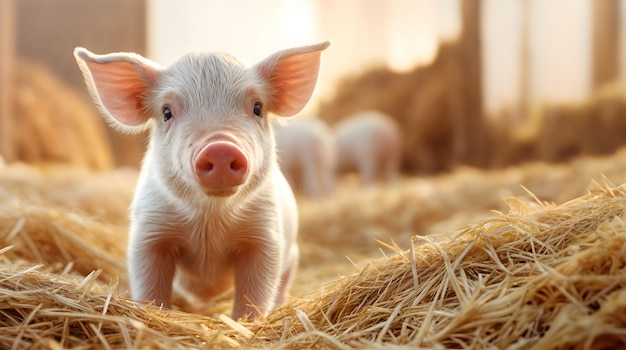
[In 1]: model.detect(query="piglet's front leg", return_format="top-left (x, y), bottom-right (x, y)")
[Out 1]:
top-left (231, 243), bottom-right (282, 319)
top-left (127, 230), bottom-right (180, 308)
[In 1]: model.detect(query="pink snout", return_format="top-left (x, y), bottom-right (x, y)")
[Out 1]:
top-left (194, 141), bottom-right (248, 189)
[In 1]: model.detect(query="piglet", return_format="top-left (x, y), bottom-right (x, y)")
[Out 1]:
top-left (74, 41), bottom-right (330, 319)
top-left (275, 117), bottom-right (336, 198)
top-left (334, 110), bottom-right (401, 185)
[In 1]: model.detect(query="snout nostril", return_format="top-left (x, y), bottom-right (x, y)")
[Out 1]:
top-left (197, 161), bottom-right (214, 173)
top-left (230, 159), bottom-right (246, 173)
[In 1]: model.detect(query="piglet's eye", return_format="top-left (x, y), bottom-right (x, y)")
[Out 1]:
top-left (163, 106), bottom-right (173, 122)
top-left (253, 102), bottom-right (263, 118)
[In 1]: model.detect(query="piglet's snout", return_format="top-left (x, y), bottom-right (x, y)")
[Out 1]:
top-left (194, 141), bottom-right (248, 189)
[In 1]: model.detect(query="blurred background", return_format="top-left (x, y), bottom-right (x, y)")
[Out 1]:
top-left (1, 0), bottom-right (626, 180)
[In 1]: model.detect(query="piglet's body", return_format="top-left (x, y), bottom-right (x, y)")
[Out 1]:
top-left (275, 117), bottom-right (336, 198)
top-left (74, 42), bottom-right (329, 319)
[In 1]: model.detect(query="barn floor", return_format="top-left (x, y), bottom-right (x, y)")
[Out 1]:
top-left (2, 148), bottom-right (626, 348)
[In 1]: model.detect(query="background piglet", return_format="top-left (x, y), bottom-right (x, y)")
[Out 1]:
top-left (74, 42), bottom-right (329, 319)
top-left (334, 110), bottom-right (402, 185)
top-left (275, 117), bottom-right (336, 198)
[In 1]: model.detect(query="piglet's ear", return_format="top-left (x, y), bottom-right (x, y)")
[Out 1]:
top-left (255, 41), bottom-right (330, 117)
top-left (74, 47), bottom-right (163, 133)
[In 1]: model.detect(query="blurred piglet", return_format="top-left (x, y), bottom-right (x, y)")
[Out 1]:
top-left (334, 111), bottom-right (401, 185)
top-left (274, 117), bottom-right (336, 198)
top-left (74, 41), bottom-right (330, 319)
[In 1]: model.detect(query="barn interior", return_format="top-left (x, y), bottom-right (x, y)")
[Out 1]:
top-left (1, 1), bottom-right (626, 348)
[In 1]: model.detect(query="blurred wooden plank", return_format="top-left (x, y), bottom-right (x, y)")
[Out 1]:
top-left (458, 0), bottom-right (489, 168)
top-left (517, 0), bottom-right (531, 125)
top-left (0, 0), bottom-right (16, 161)
top-left (592, 0), bottom-right (621, 90)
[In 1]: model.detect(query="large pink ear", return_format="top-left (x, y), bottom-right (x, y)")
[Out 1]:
top-left (74, 47), bottom-right (162, 133)
top-left (255, 41), bottom-right (330, 117)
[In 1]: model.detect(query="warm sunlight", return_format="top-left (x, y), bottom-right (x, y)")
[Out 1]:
top-left (147, 0), bottom-right (456, 111)
top-left (147, 0), bottom-right (608, 114)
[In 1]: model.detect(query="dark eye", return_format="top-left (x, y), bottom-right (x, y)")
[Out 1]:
top-left (163, 106), bottom-right (173, 122)
top-left (253, 102), bottom-right (263, 118)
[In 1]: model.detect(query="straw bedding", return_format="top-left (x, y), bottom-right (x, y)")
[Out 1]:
top-left (269, 187), bottom-right (626, 349)
top-left (2, 151), bottom-right (626, 348)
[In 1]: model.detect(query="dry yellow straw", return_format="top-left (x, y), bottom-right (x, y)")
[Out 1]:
top-left (1, 183), bottom-right (625, 348)
top-left (254, 183), bottom-right (626, 349)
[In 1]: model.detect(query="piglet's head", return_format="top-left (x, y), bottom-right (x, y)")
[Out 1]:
top-left (74, 42), bottom-right (329, 199)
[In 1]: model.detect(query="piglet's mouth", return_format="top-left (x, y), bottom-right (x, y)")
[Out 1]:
top-left (202, 187), bottom-right (240, 198)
